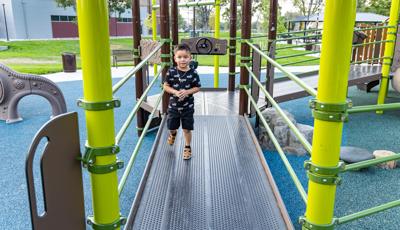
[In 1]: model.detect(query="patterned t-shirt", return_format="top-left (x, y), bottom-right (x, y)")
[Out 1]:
top-left (165, 67), bottom-right (201, 111)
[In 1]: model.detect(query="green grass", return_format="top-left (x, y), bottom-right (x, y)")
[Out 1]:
top-left (0, 37), bottom-right (319, 75)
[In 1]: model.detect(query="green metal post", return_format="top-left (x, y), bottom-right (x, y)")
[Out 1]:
top-left (304, 0), bottom-right (356, 229)
top-left (152, 0), bottom-right (158, 76)
top-left (76, 0), bottom-right (121, 227)
top-left (214, 0), bottom-right (220, 88)
top-left (377, 0), bottom-right (400, 110)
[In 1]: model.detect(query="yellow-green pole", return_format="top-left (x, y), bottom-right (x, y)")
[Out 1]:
top-left (152, 0), bottom-right (158, 76)
top-left (376, 0), bottom-right (400, 111)
top-left (304, 0), bottom-right (356, 228)
top-left (76, 0), bottom-right (121, 228)
top-left (214, 0), bottom-right (220, 88)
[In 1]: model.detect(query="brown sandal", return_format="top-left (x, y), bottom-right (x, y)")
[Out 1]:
top-left (167, 132), bottom-right (177, 145)
top-left (183, 147), bottom-right (192, 160)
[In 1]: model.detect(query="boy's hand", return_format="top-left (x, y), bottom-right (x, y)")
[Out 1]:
top-left (178, 89), bottom-right (189, 99)
top-left (173, 90), bottom-right (182, 98)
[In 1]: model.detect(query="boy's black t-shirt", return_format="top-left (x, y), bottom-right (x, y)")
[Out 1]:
top-left (165, 67), bottom-right (201, 111)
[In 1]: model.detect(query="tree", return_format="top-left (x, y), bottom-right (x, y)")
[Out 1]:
top-left (208, 13), bottom-right (215, 31)
top-left (55, 0), bottom-right (132, 16)
top-left (196, 6), bottom-right (213, 31)
top-left (220, 0), bottom-right (264, 29)
top-left (365, 0), bottom-right (391, 16)
top-left (178, 12), bottom-right (188, 30)
top-left (292, 0), bottom-right (323, 17)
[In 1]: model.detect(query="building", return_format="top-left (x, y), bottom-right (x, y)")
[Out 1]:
top-left (289, 12), bottom-right (389, 31)
top-left (0, 0), bottom-right (150, 40)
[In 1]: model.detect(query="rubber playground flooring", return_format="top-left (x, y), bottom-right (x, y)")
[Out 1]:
top-left (1, 72), bottom-right (400, 229)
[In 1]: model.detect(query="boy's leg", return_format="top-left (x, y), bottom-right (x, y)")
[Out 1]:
top-left (182, 129), bottom-right (192, 160)
top-left (167, 109), bottom-right (180, 145)
top-left (181, 109), bottom-right (194, 160)
top-left (168, 130), bottom-right (177, 145)
top-left (182, 129), bottom-right (192, 147)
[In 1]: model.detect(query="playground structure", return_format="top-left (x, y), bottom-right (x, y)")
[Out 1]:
top-left (0, 63), bottom-right (66, 123)
top-left (23, 0), bottom-right (400, 230)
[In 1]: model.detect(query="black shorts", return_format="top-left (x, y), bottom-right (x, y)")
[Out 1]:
top-left (167, 108), bottom-right (195, 130)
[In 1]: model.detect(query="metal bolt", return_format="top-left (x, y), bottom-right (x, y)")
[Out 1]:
top-left (329, 115), bottom-right (333, 119)
top-left (323, 179), bottom-right (327, 182)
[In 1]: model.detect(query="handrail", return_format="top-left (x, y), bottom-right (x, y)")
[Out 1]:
top-left (250, 34), bottom-right (268, 39)
top-left (354, 25), bottom-right (395, 32)
top-left (243, 87), bottom-right (308, 204)
top-left (243, 64), bottom-right (312, 153)
top-left (348, 103), bottom-right (400, 114)
top-left (275, 34), bottom-right (322, 42)
top-left (115, 65), bottom-right (165, 145)
top-left (112, 42), bottom-right (164, 94)
top-left (152, 0), bottom-right (215, 9)
top-left (275, 42), bottom-right (322, 51)
top-left (352, 39), bottom-right (394, 48)
top-left (118, 89), bottom-right (165, 195)
top-left (275, 50), bottom-right (320, 60)
top-left (337, 199), bottom-right (400, 225)
top-left (281, 58), bottom-right (320, 66)
top-left (278, 28), bottom-right (323, 36)
top-left (343, 153), bottom-right (400, 171)
top-left (275, 25), bottom-right (394, 38)
top-left (245, 40), bottom-right (318, 97)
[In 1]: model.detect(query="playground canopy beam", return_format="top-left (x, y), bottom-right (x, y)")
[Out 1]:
top-left (160, 0), bottom-right (171, 113)
top-left (228, 0), bottom-right (237, 91)
top-left (152, 0), bottom-right (215, 9)
top-left (239, 0), bottom-right (252, 115)
top-left (132, 0), bottom-right (146, 136)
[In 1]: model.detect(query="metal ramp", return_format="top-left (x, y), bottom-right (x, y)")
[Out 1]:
top-left (126, 115), bottom-right (293, 229)
top-left (272, 65), bottom-right (382, 102)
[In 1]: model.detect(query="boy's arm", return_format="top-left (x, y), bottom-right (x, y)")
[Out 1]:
top-left (163, 82), bottom-right (179, 96)
top-left (186, 87), bottom-right (200, 95)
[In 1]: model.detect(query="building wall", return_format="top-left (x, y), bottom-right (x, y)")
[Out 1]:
top-left (0, 0), bottom-right (149, 40)
top-left (0, 0), bottom-right (16, 39)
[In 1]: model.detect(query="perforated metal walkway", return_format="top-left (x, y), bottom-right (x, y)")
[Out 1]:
top-left (126, 115), bottom-right (293, 229)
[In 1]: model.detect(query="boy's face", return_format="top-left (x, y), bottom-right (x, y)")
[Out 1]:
top-left (174, 50), bottom-right (191, 69)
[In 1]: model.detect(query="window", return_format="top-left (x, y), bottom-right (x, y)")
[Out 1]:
top-left (117, 17), bottom-right (132, 23)
top-left (51, 15), bottom-right (76, 22)
top-left (51, 15), bottom-right (60, 21)
top-left (60, 16), bottom-right (68, 21)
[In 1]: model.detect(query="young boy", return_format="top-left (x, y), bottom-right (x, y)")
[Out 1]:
top-left (163, 44), bottom-right (201, 160)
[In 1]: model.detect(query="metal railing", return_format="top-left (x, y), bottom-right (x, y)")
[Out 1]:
top-left (242, 80), bottom-right (308, 204)
top-left (244, 40), bottom-right (400, 226)
top-left (115, 65), bottom-right (165, 144)
top-left (245, 40), bottom-right (317, 97)
top-left (118, 89), bottom-right (165, 195)
top-left (111, 41), bottom-right (167, 195)
top-left (112, 42), bottom-right (164, 94)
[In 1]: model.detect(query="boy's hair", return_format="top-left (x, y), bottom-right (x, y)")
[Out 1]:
top-left (174, 43), bottom-right (191, 54)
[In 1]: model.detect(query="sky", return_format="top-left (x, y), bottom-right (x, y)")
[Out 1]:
top-left (279, 0), bottom-right (297, 14)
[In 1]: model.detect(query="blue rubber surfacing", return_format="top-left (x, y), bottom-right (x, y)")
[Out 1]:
top-left (1, 72), bottom-right (400, 229)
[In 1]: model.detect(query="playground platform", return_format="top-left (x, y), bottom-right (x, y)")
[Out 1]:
top-left (126, 115), bottom-right (292, 229)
